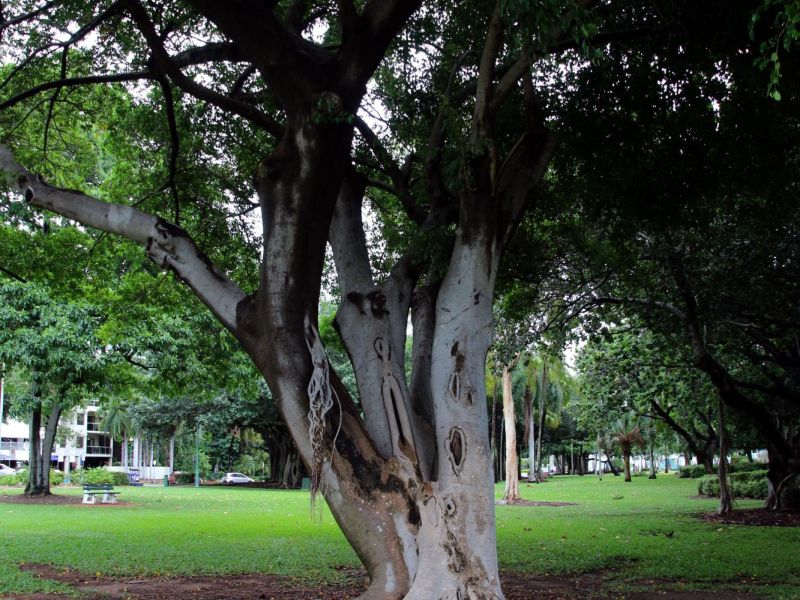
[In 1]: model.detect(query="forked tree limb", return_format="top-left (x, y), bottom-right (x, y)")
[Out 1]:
top-left (0, 146), bottom-right (246, 335)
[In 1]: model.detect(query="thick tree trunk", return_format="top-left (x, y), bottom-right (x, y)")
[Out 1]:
top-left (25, 406), bottom-right (42, 496)
top-left (26, 401), bottom-right (61, 495)
top-left (402, 219), bottom-right (503, 600)
top-left (502, 367), bottom-right (520, 502)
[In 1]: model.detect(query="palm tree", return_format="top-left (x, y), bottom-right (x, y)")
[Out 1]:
top-left (612, 414), bottom-right (645, 482)
top-left (523, 353), bottom-right (575, 482)
top-left (100, 402), bottom-right (134, 468)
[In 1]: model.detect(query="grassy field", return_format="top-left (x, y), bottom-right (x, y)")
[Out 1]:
top-left (1, 475), bottom-right (798, 598)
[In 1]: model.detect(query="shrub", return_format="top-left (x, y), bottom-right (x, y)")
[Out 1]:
top-left (736, 478), bottom-right (769, 499)
top-left (679, 465), bottom-right (708, 479)
top-left (731, 470), bottom-right (768, 484)
top-left (0, 469), bottom-right (63, 486)
top-left (72, 467), bottom-right (128, 485)
top-left (698, 475), bottom-right (719, 496)
top-left (730, 462), bottom-right (767, 473)
top-left (174, 471), bottom-right (195, 485)
top-left (697, 470), bottom-right (768, 499)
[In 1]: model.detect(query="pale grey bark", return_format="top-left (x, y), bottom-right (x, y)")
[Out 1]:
top-left (502, 367), bottom-right (520, 502)
top-left (0, 147), bottom-right (246, 334)
top-left (405, 228), bottom-right (503, 600)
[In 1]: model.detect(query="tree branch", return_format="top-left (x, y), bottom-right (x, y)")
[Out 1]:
top-left (0, 72), bottom-right (156, 112)
top-left (590, 295), bottom-right (688, 320)
top-left (0, 146), bottom-right (246, 336)
top-left (126, 0), bottom-right (283, 137)
top-left (156, 76), bottom-right (181, 225)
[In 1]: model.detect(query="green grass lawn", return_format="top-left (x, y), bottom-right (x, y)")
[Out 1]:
top-left (1, 475), bottom-right (798, 598)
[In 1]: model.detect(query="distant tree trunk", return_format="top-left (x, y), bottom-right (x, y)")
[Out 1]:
top-left (524, 386), bottom-right (535, 482)
top-left (535, 365), bottom-right (548, 482)
top-left (502, 367), bottom-right (520, 502)
top-left (498, 414), bottom-right (505, 482)
top-left (717, 398), bottom-right (732, 515)
top-left (578, 445), bottom-right (585, 476)
top-left (663, 448), bottom-right (670, 473)
top-left (695, 448), bottom-right (715, 474)
top-left (490, 392), bottom-right (500, 483)
top-left (622, 451), bottom-right (632, 482)
top-left (648, 445), bottom-right (657, 479)
top-left (607, 456), bottom-right (620, 477)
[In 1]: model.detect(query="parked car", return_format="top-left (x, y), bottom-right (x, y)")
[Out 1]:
top-left (0, 464), bottom-right (16, 476)
top-left (221, 472), bottom-right (254, 484)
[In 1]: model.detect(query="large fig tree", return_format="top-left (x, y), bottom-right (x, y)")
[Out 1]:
top-left (0, 1), bottom-right (783, 597)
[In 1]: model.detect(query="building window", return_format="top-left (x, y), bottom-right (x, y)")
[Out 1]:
top-left (75, 436), bottom-right (84, 449)
top-left (76, 412), bottom-right (85, 426)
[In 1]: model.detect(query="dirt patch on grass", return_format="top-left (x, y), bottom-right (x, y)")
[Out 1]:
top-left (496, 499), bottom-right (577, 507)
top-left (0, 493), bottom-right (132, 507)
top-left (7, 564), bottom-right (763, 599)
top-left (698, 507), bottom-right (800, 527)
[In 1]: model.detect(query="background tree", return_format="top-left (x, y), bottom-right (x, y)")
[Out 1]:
top-left (0, 282), bottom-right (118, 495)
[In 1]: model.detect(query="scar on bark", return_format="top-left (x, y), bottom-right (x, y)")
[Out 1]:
top-left (345, 291), bottom-right (367, 315)
top-left (443, 495), bottom-right (457, 517)
top-left (446, 427), bottom-right (466, 476)
top-left (367, 290), bottom-right (388, 318)
top-left (444, 526), bottom-right (466, 573)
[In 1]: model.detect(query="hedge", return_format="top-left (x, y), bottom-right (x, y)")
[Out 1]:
top-left (678, 465), bottom-right (709, 479)
top-left (679, 461), bottom-right (767, 479)
top-left (71, 467), bottom-right (129, 486)
top-left (697, 470), bottom-right (768, 499)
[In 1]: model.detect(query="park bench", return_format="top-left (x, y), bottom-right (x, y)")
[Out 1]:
top-left (82, 483), bottom-right (120, 504)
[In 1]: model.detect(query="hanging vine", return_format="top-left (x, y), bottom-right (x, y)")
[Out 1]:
top-left (305, 317), bottom-right (341, 505)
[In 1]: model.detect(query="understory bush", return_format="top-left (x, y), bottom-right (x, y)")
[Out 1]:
top-left (680, 461), bottom-right (767, 479)
top-left (697, 470), bottom-right (769, 499)
top-left (72, 467), bottom-right (129, 486)
top-left (730, 462), bottom-right (768, 473)
top-left (174, 471), bottom-right (195, 485)
top-left (0, 469), bottom-right (63, 486)
top-left (678, 465), bottom-right (708, 478)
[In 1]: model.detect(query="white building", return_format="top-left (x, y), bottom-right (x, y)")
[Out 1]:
top-left (0, 406), bottom-right (115, 470)
top-left (1, 406), bottom-right (172, 480)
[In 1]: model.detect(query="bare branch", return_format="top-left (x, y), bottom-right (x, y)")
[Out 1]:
top-left (0, 72), bottom-right (155, 112)
top-left (171, 42), bottom-right (245, 67)
top-left (353, 116), bottom-right (423, 224)
top-left (0, 264), bottom-right (27, 282)
top-left (126, 0), bottom-right (283, 137)
top-left (156, 76), bottom-right (181, 225)
top-left (0, 1), bottom-right (57, 33)
top-left (472, 1), bottom-right (504, 142)
top-left (590, 295), bottom-right (688, 321)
